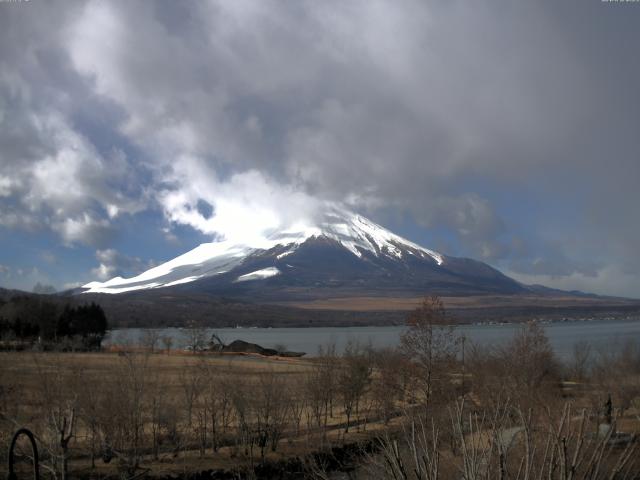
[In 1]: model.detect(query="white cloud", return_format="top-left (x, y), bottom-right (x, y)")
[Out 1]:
top-left (0, 176), bottom-right (15, 197)
top-left (54, 214), bottom-right (112, 247)
top-left (158, 156), bottom-right (322, 244)
top-left (91, 263), bottom-right (114, 281)
top-left (66, 1), bottom-right (126, 100)
top-left (26, 116), bottom-right (102, 213)
top-left (0, 107), bottom-right (145, 246)
top-left (0, 6), bottom-right (148, 248)
top-left (90, 248), bottom-right (154, 281)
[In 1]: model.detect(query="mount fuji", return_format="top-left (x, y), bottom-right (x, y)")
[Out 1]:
top-left (81, 206), bottom-right (524, 299)
top-left (76, 206), bottom-right (640, 327)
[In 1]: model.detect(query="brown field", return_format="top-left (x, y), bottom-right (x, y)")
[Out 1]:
top-left (280, 293), bottom-right (640, 312)
top-left (3, 321), bottom-right (640, 479)
top-left (0, 350), bottom-right (314, 385)
top-left (0, 349), bottom-right (401, 477)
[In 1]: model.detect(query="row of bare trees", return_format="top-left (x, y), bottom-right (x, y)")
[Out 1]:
top-left (372, 398), bottom-right (638, 480)
top-left (2, 296), bottom-right (640, 478)
top-left (0, 344), bottom-right (400, 478)
top-left (359, 296), bottom-right (640, 479)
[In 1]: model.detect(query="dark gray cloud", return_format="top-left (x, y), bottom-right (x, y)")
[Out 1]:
top-left (0, 1), bottom-right (639, 296)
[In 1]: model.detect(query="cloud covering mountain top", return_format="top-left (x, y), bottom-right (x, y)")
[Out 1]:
top-left (0, 1), bottom-right (639, 297)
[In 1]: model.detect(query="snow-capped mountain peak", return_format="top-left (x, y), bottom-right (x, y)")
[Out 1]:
top-left (314, 210), bottom-right (443, 263)
top-left (82, 207), bottom-right (444, 294)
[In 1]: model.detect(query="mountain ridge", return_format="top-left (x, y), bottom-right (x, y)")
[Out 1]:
top-left (80, 206), bottom-right (522, 298)
top-left (67, 206), bottom-right (640, 327)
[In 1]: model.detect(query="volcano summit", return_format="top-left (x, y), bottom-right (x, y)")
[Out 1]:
top-left (76, 206), bottom-right (640, 327)
top-left (82, 206), bottom-right (523, 300)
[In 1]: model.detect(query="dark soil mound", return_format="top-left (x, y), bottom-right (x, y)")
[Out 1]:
top-left (221, 340), bottom-right (305, 357)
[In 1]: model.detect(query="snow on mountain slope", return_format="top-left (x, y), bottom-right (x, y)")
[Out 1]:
top-left (81, 206), bottom-right (445, 294)
top-left (320, 210), bottom-right (443, 263)
top-left (82, 241), bottom-right (253, 294)
top-left (235, 267), bottom-right (281, 282)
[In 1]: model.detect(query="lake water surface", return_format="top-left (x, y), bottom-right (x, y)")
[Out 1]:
top-left (104, 318), bottom-right (640, 360)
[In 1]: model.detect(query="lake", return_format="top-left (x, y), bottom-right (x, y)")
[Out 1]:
top-left (104, 317), bottom-right (640, 360)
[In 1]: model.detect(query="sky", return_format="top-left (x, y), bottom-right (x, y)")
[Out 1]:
top-left (0, 0), bottom-right (639, 297)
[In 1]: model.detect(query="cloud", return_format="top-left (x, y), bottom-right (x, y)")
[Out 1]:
top-left (509, 256), bottom-right (600, 280)
top-left (40, 251), bottom-right (56, 264)
top-left (0, 176), bottom-right (15, 197)
top-left (508, 265), bottom-right (640, 300)
top-left (0, 1), bottom-right (639, 295)
top-left (0, 3), bottom-right (148, 247)
top-left (414, 194), bottom-right (508, 261)
top-left (54, 214), bottom-right (114, 248)
top-left (0, 106), bottom-right (146, 246)
top-left (157, 158), bottom-right (322, 243)
top-left (90, 248), bottom-right (154, 281)
top-left (0, 266), bottom-right (53, 292)
top-left (60, 2), bottom-right (598, 220)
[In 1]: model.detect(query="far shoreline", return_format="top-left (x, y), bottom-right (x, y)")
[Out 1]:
top-left (105, 312), bottom-right (640, 331)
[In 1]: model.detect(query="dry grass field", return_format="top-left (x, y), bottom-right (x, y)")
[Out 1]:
top-left (0, 348), bottom-right (404, 478)
top-left (2, 316), bottom-right (640, 479)
top-left (282, 294), bottom-right (640, 312)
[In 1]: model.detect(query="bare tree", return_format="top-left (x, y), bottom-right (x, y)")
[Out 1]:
top-left (502, 322), bottom-right (559, 405)
top-left (591, 339), bottom-right (640, 418)
top-left (400, 296), bottom-right (458, 406)
top-left (98, 352), bottom-right (150, 476)
top-left (373, 398), bottom-right (638, 480)
top-left (141, 329), bottom-right (161, 353)
top-left (337, 341), bottom-right (372, 433)
top-left (195, 389), bottom-right (208, 458)
top-left (77, 372), bottom-right (102, 469)
top-left (184, 320), bottom-right (207, 352)
top-left (147, 369), bottom-right (166, 460)
top-left (288, 377), bottom-right (307, 437)
top-left (34, 357), bottom-right (79, 480)
top-left (205, 367), bottom-right (234, 453)
top-left (228, 379), bottom-right (254, 463)
top-left (569, 340), bottom-right (592, 381)
top-left (253, 370), bottom-right (291, 458)
top-left (273, 343), bottom-right (288, 355)
top-left (306, 343), bottom-right (337, 439)
top-left (371, 348), bottom-right (406, 424)
top-left (179, 359), bottom-right (205, 428)
top-left (161, 335), bottom-right (173, 354)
